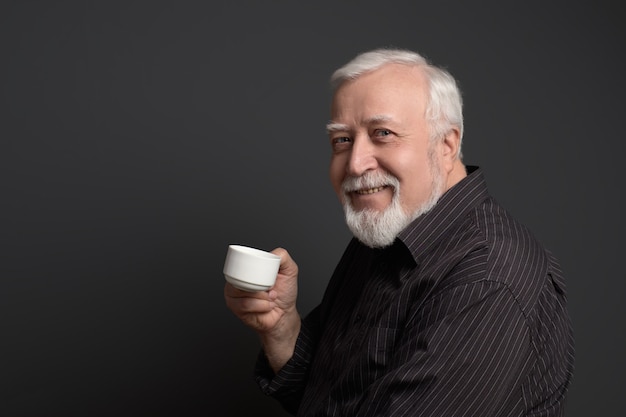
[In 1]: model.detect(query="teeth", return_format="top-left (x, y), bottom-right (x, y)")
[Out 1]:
top-left (356, 186), bottom-right (386, 195)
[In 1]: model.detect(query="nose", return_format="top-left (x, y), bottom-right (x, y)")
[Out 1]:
top-left (347, 136), bottom-right (377, 177)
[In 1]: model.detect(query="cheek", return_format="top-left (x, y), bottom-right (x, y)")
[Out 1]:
top-left (395, 159), bottom-right (433, 200)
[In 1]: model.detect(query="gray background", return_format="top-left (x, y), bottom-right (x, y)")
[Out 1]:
top-left (1, 1), bottom-right (623, 416)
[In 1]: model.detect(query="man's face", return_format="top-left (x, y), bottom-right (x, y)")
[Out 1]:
top-left (328, 64), bottom-right (445, 245)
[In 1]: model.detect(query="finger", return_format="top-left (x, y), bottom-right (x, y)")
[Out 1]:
top-left (224, 282), bottom-right (271, 299)
top-left (224, 284), bottom-right (275, 312)
top-left (271, 247), bottom-right (298, 276)
top-left (225, 296), bottom-right (276, 317)
top-left (271, 247), bottom-right (289, 266)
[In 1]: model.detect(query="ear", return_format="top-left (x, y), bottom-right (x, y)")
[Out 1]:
top-left (440, 127), bottom-right (461, 173)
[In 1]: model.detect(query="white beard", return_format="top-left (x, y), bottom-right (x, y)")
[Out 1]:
top-left (342, 157), bottom-right (444, 248)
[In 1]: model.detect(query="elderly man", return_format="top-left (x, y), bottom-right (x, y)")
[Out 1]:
top-left (225, 48), bottom-right (575, 416)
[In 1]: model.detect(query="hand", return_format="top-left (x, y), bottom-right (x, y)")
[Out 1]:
top-left (224, 247), bottom-right (301, 372)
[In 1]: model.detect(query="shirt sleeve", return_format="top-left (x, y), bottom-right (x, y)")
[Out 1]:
top-left (253, 306), bottom-right (321, 414)
top-left (356, 280), bottom-right (532, 417)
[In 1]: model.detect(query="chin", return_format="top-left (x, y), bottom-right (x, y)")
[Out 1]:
top-left (344, 198), bottom-right (411, 249)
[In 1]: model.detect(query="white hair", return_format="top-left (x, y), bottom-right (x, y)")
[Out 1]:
top-left (330, 48), bottom-right (464, 156)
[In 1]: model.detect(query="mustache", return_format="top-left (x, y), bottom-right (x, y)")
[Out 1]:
top-left (341, 171), bottom-right (400, 193)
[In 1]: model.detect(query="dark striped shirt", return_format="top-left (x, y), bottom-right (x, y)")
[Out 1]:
top-left (255, 166), bottom-right (575, 416)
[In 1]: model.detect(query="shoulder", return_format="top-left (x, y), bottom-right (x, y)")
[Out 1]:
top-left (466, 196), bottom-right (561, 313)
top-left (471, 197), bottom-right (549, 274)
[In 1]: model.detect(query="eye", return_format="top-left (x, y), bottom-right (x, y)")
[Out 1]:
top-left (374, 129), bottom-right (392, 137)
top-left (332, 136), bottom-right (352, 145)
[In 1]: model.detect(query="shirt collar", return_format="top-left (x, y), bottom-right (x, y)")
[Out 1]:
top-left (397, 165), bottom-right (490, 264)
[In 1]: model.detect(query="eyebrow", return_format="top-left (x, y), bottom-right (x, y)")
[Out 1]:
top-left (325, 122), bottom-right (350, 134)
top-left (325, 115), bottom-right (394, 134)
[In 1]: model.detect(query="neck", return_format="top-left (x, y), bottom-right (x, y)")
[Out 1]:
top-left (445, 160), bottom-right (467, 191)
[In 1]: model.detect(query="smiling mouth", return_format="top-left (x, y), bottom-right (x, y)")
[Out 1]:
top-left (354, 185), bottom-right (390, 195)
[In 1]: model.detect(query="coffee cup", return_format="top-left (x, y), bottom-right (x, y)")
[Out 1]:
top-left (223, 244), bottom-right (281, 292)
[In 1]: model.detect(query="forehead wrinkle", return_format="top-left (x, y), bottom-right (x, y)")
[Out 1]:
top-left (363, 114), bottom-right (393, 125)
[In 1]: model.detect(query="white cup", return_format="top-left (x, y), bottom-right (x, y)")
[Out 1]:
top-left (223, 244), bottom-right (281, 292)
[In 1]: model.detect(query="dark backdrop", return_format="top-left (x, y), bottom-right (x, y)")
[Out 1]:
top-left (1, 1), bottom-right (624, 416)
